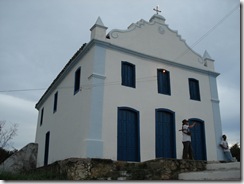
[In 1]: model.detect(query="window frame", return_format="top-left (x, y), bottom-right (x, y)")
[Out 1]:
top-left (53, 91), bottom-right (58, 113)
top-left (40, 107), bottom-right (44, 126)
top-left (121, 61), bottom-right (136, 88)
top-left (74, 67), bottom-right (81, 95)
top-left (188, 78), bottom-right (201, 101)
top-left (157, 69), bottom-right (171, 95)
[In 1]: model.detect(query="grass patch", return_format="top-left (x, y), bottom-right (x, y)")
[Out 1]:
top-left (0, 171), bottom-right (67, 180)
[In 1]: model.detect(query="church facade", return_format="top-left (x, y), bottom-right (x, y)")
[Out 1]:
top-left (35, 13), bottom-right (224, 167)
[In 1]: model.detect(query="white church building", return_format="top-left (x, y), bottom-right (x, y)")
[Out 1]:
top-left (35, 11), bottom-right (224, 167)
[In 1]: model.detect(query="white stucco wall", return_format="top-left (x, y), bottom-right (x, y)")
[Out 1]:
top-left (35, 46), bottom-right (99, 167)
top-left (101, 48), bottom-right (218, 161)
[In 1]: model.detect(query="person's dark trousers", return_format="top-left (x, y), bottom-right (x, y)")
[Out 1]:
top-left (182, 141), bottom-right (194, 159)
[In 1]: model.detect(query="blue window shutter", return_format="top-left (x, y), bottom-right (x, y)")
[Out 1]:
top-left (121, 61), bottom-right (136, 88)
top-left (189, 78), bottom-right (201, 101)
top-left (157, 69), bottom-right (171, 95)
top-left (155, 109), bottom-right (176, 159)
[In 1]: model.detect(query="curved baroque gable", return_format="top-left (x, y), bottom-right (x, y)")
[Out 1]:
top-left (107, 15), bottom-right (208, 70)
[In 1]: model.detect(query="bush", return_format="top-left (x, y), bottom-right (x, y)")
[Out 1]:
top-left (0, 148), bottom-right (17, 164)
top-left (0, 171), bottom-right (67, 180)
top-left (230, 143), bottom-right (240, 162)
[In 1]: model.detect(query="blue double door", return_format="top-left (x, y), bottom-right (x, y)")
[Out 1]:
top-left (117, 108), bottom-right (176, 161)
top-left (155, 109), bottom-right (176, 158)
top-left (189, 119), bottom-right (207, 160)
top-left (117, 108), bottom-right (206, 161)
top-left (117, 107), bottom-right (140, 162)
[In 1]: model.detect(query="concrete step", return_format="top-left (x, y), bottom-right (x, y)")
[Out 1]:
top-left (178, 162), bottom-right (241, 181)
top-left (206, 162), bottom-right (240, 170)
top-left (178, 169), bottom-right (240, 181)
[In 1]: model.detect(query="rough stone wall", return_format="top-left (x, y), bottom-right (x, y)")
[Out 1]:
top-left (34, 157), bottom-right (206, 180)
top-left (0, 143), bottom-right (38, 174)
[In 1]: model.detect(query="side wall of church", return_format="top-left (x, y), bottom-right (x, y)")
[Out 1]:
top-left (35, 46), bottom-right (98, 167)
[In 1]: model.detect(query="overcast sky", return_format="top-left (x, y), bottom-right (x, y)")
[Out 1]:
top-left (0, 0), bottom-right (240, 150)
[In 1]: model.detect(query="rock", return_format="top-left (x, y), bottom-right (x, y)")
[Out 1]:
top-left (16, 156), bottom-right (206, 180)
top-left (0, 143), bottom-right (38, 174)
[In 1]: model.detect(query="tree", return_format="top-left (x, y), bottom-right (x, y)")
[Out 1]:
top-left (0, 120), bottom-right (18, 149)
top-left (230, 143), bottom-right (240, 162)
top-left (0, 148), bottom-right (17, 164)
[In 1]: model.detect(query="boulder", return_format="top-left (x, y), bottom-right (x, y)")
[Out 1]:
top-left (0, 143), bottom-right (38, 173)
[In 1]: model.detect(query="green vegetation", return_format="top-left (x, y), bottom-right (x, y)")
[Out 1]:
top-left (0, 148), bottom-right (17, 164)
top-left (230, 143), bottom-right (240, 162)
top-left (0, 171), bottom-right (67, 180)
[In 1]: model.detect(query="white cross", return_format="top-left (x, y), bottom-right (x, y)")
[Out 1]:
top-left (153, 5), bottom-right (161, 14)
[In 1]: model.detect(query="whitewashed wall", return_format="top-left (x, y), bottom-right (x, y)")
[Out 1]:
top-left (35, 46), bottom-right (98, 167)
top-left (101, 48), bottom-right (218, 161)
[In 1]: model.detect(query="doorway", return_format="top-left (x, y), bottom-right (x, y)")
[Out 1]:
top-left (155, 108), bottom-right (176, 158)
top-left (189, 119), bottom-right (207, 160)
top-left (117, 107), bottom-right (140, 162)
top-left (44, 131), bottom-right (50, 166)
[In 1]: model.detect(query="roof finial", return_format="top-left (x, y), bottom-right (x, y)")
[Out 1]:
top-left (153, 5), bottom-right (161, 14)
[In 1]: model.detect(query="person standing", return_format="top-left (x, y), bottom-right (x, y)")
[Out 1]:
top-left (181, 119), bottom-right (196, 159)
top-left (219, 135), bottom-right (234, 162)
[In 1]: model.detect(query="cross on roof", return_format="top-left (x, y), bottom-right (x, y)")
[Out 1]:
top-left (153, 5), bottom-right (161, 14)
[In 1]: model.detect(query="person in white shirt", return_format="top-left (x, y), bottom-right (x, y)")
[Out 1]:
top-left (219, 134), bottom-right (234, 162)
top-left (181, 119), bottom-right (196, 159)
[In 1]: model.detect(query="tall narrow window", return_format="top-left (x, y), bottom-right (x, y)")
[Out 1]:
top-left (40, 108), bottom-right (44, 126)
top-left (121, 61), bottom-right (136, 88)
top-left (189, 78), bottom-right (201, 101)
top-left (74, 67), bottom-right (81, 95)
top-left (157, 69), bottom-right (171, 95)
top-left (53, 91), bottom-right (58, 113)
top-left (44, 131), bottom-right (50, 166)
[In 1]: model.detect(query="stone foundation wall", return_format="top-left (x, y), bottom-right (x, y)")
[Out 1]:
top-left (34, 157), bottom-right (206, 180)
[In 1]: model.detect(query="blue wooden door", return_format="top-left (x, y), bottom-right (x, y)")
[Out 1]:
top-left (156, 109), bottom-right (176, 158)
top-left (189, 119), bottom-right (207, 160)
top-left (117, 108), bottom-right (140, 162)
